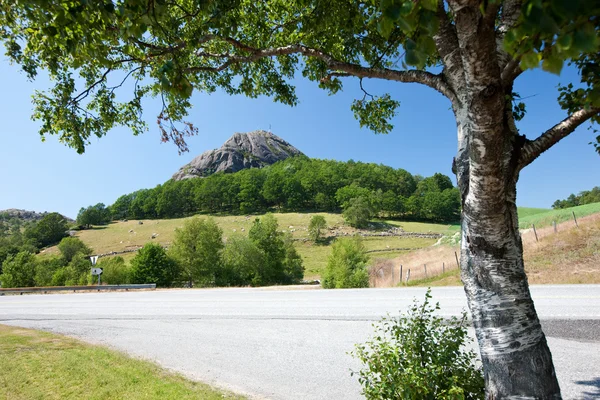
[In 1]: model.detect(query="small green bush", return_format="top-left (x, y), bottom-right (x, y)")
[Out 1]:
top-left (308, 215), bottom-right (327, 242)
top-left (352, 289), bottom-right (484, 399)
top-left (130, 243), bottom-right (179, 287)
top-left (97, 256), bottom-right (130, 284)
top-left (58, 237), bottom-right (92, 263)
top-left (322, 236), bottom-right (369, 288)
top-left (342, 196), bottom-right (376, 228)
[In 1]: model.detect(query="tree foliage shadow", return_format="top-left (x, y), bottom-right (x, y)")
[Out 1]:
top-left (576, 377), bottom-right (600, 399)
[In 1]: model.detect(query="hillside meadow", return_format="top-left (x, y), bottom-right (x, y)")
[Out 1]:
top-left (42, 212), bottom-right (456, 280)
top-left (374, 210), bottom-right (600, 287)
top-left (41, 204), bottom-right (599, 283)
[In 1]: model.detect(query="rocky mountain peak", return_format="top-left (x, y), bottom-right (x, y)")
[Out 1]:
top-left (172, 130), bottom-right (304, 180)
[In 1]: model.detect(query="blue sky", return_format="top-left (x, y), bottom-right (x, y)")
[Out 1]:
top-left (0, 56), bottom-right (598, 219)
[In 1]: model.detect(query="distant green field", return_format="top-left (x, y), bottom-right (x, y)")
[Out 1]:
top-left (518, 202), bottom-right (600, 229)
top-left (517, 207), bottom-right (550, 219)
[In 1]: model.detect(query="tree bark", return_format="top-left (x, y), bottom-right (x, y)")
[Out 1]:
top-left (456, 120), bottom-right (562, 398)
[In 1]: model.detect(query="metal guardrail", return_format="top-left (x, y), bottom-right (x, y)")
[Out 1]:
top-left (0, 284), bottom-right (156, 295)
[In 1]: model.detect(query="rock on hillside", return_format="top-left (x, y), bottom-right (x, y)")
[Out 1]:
top-left (172, 130), bottom-right (304, 180)
top-left (0, 209), bottom-right (74, 223)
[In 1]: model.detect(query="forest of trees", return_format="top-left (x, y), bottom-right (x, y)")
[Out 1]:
top-left (552, 186), bottom-right (600, 209)
top-left (105, 157), bottom-right (460, 223)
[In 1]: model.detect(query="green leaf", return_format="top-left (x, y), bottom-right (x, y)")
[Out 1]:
top-left (539, 14), bottom-right (559, 35)
top-left (383, 4), bottom-right (402, 21)
top-left (557, 34), bottom-right (573, 51)
top-left (405, 49), bottom-right (420, 66)
top-left (405, 38), bottom-right (417, 51)
top-left (397, 15), bottom-right (415, 34)
top-left (421, 0), bottom-right (438, 12)
top-left (542, 56), bottom-right (563, 75)
top-left (378, 18), bottom-right (394, 39)
top-left (520, 51), bottom-right (541, 69)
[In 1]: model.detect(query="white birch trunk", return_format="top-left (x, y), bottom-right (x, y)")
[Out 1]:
top-left (454, 107), bottom-right (562, 398)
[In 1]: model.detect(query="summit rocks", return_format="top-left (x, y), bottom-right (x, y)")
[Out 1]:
top-left (172, 130), bottom-right (304, 181)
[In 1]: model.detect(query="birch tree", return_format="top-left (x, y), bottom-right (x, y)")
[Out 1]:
top-left (2, 0), bottom-right (599, 397)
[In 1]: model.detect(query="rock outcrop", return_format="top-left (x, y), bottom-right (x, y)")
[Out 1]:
top-left (172, 130), bottom-right (304, 180)
top-left (0, 209), bottom-right (74, 223)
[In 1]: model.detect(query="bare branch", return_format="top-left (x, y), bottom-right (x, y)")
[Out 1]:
top-left (187, 39), bottom-right (458, 104)
top-left (70, 68), bottom-right (112, 105)
top-left (518, 108), bottom-right (600, 170)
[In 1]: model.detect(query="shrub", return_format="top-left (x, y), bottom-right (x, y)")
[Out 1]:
top-left (222, 235), bottom-right (266, 286)
top-left (342, 197), bottom-right (376, 228)
top-left (248, 214), bottom-right (304, 285)
top-left (352, 289), bottom-right (484, 399)
top-left (58, 237), bottom-right (92, 262)
top-left (282, 234), bottom-right (304, 284)
top-left (130, 243), bottom-right (179, 287)
top-left (97, 256), bottom-right (130, 284)
top-left (0, 251), bottom-right (37, 288)
top-left (308, 215), bottom-right (327, 242)
top-left (322, 236), bottom-right (369, 288)
top-left (169, 217), bottom-right (223, 287)
top-left (35, 256), bottom-right (66, 286)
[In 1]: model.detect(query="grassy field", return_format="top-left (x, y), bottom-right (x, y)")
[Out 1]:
top-left (518, 202), bottom-right (600, 229)
top-left (383, 211), bottom-right (600, 287)
top-left (41, 212), bottom-right (449, 280)
top-left (517, 207), bottom-right (550, 218)
top-left (42, 204), bottom-right (598, 281)
top-left (0, 324), bottom-right (244, 400)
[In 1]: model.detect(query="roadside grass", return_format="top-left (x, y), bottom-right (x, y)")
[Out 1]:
top-left (0, 324), bottom-right (245, 400)
top-left (518, 202), bottom-right (600, 229)
top-left (406, 269), bottom-right (461, 287)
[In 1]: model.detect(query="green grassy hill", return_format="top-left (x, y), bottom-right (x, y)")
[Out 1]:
top-left (518, 202), bottom-right (600, 229)
top-left (43, 213), bottom-right (456, 280)
top-left (43, 203), bottom-right (599, 281)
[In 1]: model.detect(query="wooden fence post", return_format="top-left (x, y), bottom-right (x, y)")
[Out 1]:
top-left (391, 264), bottom-right (394, 285)
top-left (532, 224), bottom-right (539, 242)
top-left (573, 211), bottom-right (579, 228)
top-left (455, 251), bottom-right (460, 269)
top-left (442, 262), bottom-right (445, 274)
top-left (400, 265), bottom-right (403, 286)
top-left (424, 264), bottom-right (427, 278)
top-left (406, 269), bottom-right (411, 285)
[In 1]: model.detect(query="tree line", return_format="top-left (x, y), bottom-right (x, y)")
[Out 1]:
top-left (96, 157), bottom-right (460, 224)
top-left (0, 214), bottom-right (303, 289)
top-left (552, 186), bottom-right (600, 209)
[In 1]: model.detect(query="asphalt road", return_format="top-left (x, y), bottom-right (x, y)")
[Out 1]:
top-left (1, 285), bottom-right (599, 399)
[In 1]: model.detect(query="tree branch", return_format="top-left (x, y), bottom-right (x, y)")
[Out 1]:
top-left (434, 0), bottom-right (464, 95)
top-left (518, 107), bottom-right (600, 170)
top-left (187, 38), bottom-right (458, 104)
top-left (496, 0), bottom-right (522, 71)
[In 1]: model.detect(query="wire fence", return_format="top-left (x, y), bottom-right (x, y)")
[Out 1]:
top-left (369, 211), bottom-right (584, 288)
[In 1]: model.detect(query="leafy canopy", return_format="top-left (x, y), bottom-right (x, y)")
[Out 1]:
top-left (2, 0), bottom-right (598, 152)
